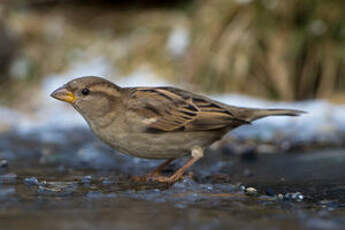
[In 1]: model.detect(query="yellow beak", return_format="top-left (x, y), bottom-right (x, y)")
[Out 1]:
top-left (50, 86), bottom-right (75, 103)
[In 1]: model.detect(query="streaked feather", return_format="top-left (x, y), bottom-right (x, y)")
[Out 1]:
top-left (127, 87), bottom-right (249, 132)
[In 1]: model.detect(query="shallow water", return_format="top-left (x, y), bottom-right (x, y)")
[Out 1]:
top-left (1, 128), bottom-right (345, 230)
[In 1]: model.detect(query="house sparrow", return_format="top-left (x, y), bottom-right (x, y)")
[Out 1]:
top-left (51, 76), bottom-right (305, 183)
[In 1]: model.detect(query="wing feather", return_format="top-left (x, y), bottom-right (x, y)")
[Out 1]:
top-left (127, 87), bottom-right (248, 132)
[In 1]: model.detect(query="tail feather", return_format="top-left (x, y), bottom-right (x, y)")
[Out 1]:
top-left (231, 107), bottom-right (306, 122)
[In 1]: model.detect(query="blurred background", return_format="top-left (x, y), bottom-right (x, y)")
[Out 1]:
top-left (1, 0), bottom-right (345, 109)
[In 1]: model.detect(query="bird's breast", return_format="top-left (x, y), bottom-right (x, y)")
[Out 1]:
top-left (90, 122), bottom-right (226, 159)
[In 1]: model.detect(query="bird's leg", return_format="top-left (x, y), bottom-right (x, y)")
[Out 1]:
top-left (131, 158), bottom-right (174, 182)
top-left (146, 158), bottom-right (175, 177)
top-left (152, 146), bottom-right (204, 183)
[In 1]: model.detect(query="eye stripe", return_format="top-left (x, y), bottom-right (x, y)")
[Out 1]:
top-left (88, 91), bottom-right (118, 102)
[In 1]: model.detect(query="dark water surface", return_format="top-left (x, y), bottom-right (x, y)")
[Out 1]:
top-left (0, 130), bottom-right (345, 230)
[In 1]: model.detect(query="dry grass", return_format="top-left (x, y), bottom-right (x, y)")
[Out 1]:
top-left (185, 0), bottom-right (345, 100)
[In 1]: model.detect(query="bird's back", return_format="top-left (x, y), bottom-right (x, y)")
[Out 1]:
top-left (124, 86), bottom-right (304, 133)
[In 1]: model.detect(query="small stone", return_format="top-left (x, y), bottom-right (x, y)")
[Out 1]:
top-left (283, 192), bottom-right (304, 202)
top-left (24, 177), bottom-right (40, 186)
top-left (297, 194), bottom-right (304, 201)
top-left (245, 187), bottom-right (258, 196)
top-left (0, 159), bottom-right (8, 168)
top-left (80, 176), bottom-right (92, 184)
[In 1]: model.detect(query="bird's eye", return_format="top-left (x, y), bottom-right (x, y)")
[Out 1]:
top-left (81, 88), bottom-right (90, 96)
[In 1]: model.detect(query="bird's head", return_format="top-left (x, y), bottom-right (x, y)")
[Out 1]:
top-left (50, 76), bottom-right (122, 125)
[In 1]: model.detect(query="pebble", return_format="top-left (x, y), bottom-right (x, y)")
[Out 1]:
top-left (244, 187), bottom-right (258, 196)
top-left (24, 177), bottom-right (41, 186)
top-left (80, 175), bottom-right (92, 184)
top-left (284, 192), bottom-right (304, 202)
top-left (297, 194), bottom-right (304, 201)
top-left (240, 185), bottom-right (246, 191)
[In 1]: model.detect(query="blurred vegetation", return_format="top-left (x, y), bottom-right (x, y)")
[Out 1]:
top-left (187, 0), bottom-right (345, 100)
top-left (0, 0), bottom-right (344, 105)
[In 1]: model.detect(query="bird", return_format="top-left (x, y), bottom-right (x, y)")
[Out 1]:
top-left (51, 76), bottom-right (305, 183)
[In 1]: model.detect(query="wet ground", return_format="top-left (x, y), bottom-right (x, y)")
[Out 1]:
top-left (1, 128), bottom-right (345, 230)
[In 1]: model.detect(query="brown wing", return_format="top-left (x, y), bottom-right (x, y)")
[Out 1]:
top-left (127, 87), bottom-right (249, 132)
